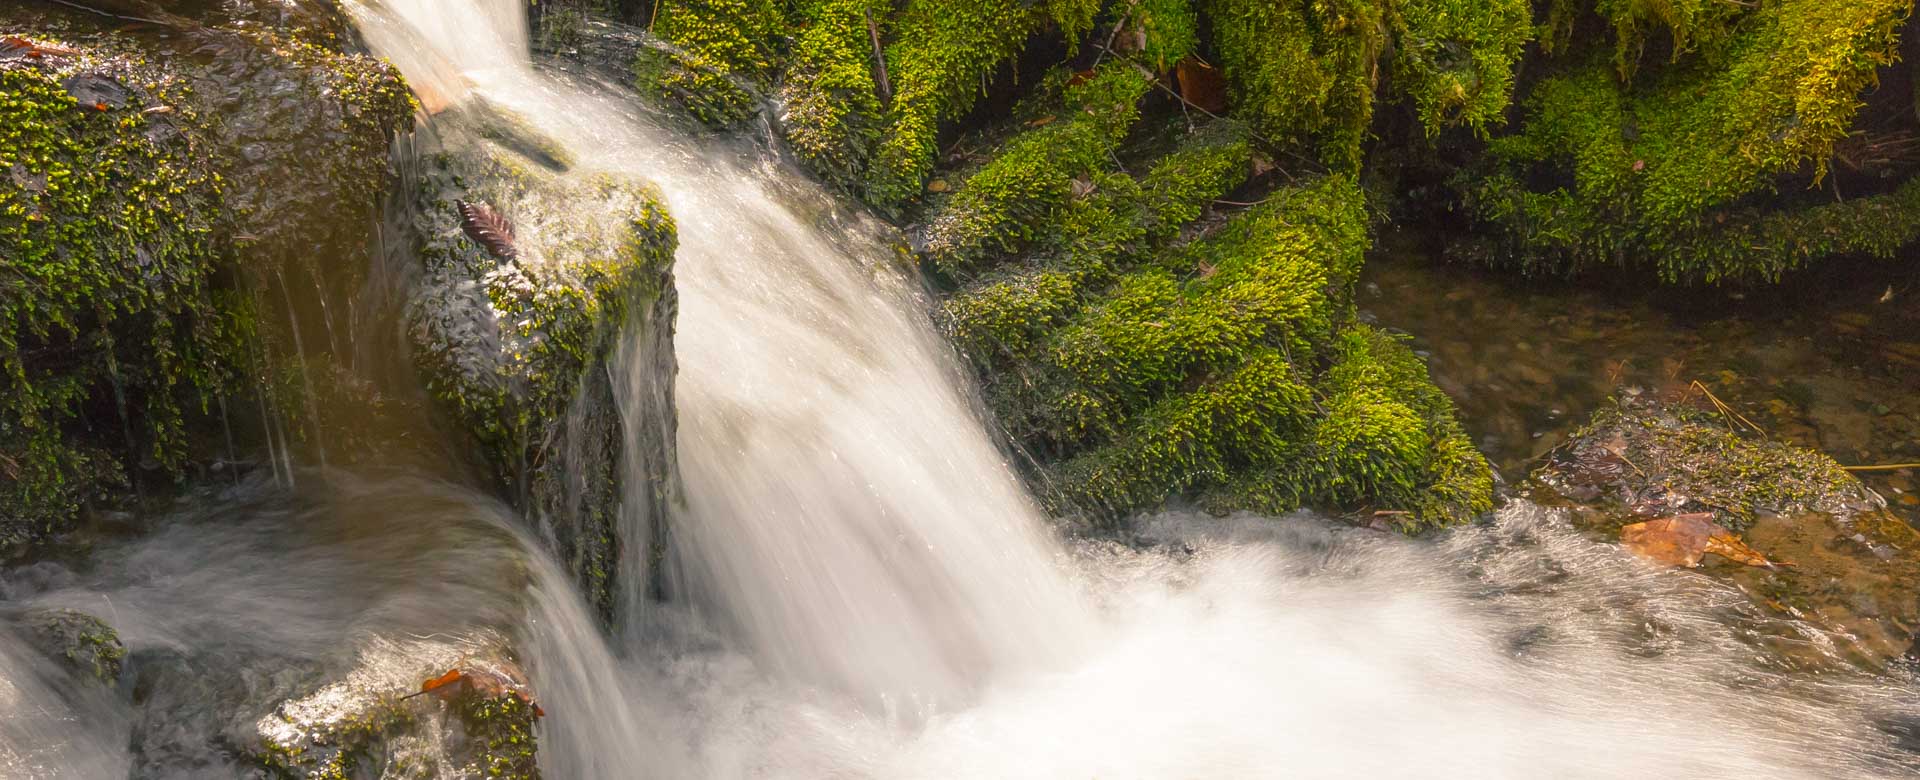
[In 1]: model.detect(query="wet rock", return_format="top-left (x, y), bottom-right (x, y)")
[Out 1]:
top-left (0, 4), bottom-right (414, 557)
top-left (1533, 396), bottom-right (1920, 666)
top-left (248, 640), bottom-right (541, 780)
top-left (402, 112), bottom-right (679, 621)
top-left (17, 607), bottom-right (125, 684)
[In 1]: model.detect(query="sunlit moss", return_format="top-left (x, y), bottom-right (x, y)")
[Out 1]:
top-left (1202, 0), bottom-right (1384, 170)
top-left (921, 65), bottom-right (1152, 275)
top-left (865, 0), bottom-right (1038, 209)
top-left (652, 0), bottom-right (785, 78)
top-left (780, 0), bottom-right (886, 194)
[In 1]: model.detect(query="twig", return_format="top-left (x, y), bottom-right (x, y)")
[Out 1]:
top-left (865, 9), bottom-right (892, 102)
top-left (1687, 380), bottom-right (1765, 438)
top-left (1091, 1), bottom-right (1135, 70)
top-left (40, 0), bottom-right (166, 24)
top-left (648, 0), bottom-right (662, 30)
top-left (1841, 462), bottom-right (1920, 472)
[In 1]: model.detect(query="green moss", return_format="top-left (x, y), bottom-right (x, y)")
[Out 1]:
top-left (1215, 324), bottom-right (1491, 530)
top-left (779, 0), bottom-right (886, 194)
top-left (920, 65), bottom-right (1152, 275)
top-left (453, 688), bottom-right (541, 779)
top-left (1592, 0), bottom-right (1739, 78)
top-left (19, 608), bottom-right (126, 684)
top-left (0, 54), bottom-right (228, 545)
top-left (1115, 0), bottom-right (1199, 71)
top-left (1010, 177), bottom-right (1358, 455)
top-left (865, 0), bottom-right (1039, 208)
top-left (1387, 0), bottom-right (1532, 136)
top-left (1465, 0), bottom-right (1914, 282)
top-left (1203, 0), bottom-right (1385, 171)
top-left (633, 42), bottom-right (759, 126)
top-left (652, 0), bottom-right (786, 78)
top-left (1538, 398), bottom-right (1878, 532)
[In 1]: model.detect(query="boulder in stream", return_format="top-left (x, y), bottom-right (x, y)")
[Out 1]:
top-left (403, 109), bottom-right (679, 621)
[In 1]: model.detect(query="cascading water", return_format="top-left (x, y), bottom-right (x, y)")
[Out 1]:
top-left (5, 0), bottom-right (1919, 775)
top-left (336, 1), bottom-right (1920, 777)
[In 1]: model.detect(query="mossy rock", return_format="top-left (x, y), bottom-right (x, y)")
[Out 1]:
top-left (1460, 0), bottom-right (1917, 282)
top-left (1533, 394), bottom-right (1883, 531)
top-left (249, 641), bottom-right (543, 779)
top-left (1532, 394), bottom-right (1920, 666)
top-left (0, 12), bottom-right (414, 558)
top-left (403, 112), bottom-right (678, 621)
top-left (15, 607), bottom-right (125, 684)
top-left (778, 0), bottom-right (886, 196)
top-left (918, 92), bottom-right (1493, 529)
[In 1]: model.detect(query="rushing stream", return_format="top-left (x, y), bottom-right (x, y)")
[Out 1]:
top-left (4, 1), bottom-right (1920, 777)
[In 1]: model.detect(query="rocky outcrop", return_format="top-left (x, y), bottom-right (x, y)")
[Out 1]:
top-left (401, 108), bottom-right (678, 621)
top-left (1533, 394), bottom-right (1920, 666)
top-left (0, 2), bottom-right (415, 558)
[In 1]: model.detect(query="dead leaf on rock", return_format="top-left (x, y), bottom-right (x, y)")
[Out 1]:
top-left (408, 664), bottom-right (546, 718)
top-left (1620, 512), bottom-right (1785, 569)
top-left (456, 199), bottom-right (518, 260)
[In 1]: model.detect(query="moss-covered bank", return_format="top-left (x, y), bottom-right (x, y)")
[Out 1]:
top-left (919, 70), bottom-right (1491, 529)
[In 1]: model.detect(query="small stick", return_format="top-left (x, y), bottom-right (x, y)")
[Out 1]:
top-left (1841, 463), bottom-right (1920, 472)
top-left (865, 10), bottom-right (892, 102)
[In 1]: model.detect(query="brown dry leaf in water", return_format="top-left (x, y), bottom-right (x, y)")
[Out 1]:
top-left (412, 666), bottom-right (547, 717)
top-left (1620, 512), bottom-right (1783, 569)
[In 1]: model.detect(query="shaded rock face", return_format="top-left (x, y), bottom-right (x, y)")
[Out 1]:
top-left (0, 3), bottom-right (415, 559)
top-left (1533, 394), bottom-right (1920, 667)
top-left (401, 109), bottom-right (679, 621)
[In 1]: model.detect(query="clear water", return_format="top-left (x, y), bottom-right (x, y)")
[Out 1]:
top-left (2, 2), bottom-right (1917, 777)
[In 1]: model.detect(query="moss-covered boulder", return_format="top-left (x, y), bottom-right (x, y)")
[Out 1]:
top-left (0, 8), bottom-right (414, 558)
top-left (1459, 0), bottom-right (1920, 283)
top-left (14, 607), bottom-right (125, 685)
top-left (1533, 394), bottom-right (1920, 666)
top-left (921, 75), bottom-right (1493, 530)
top-left (403, 109), bottom-right (678, 621)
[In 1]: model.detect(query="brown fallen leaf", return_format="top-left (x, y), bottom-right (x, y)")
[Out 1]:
top-left (455, 199), bottom-right (518, 260)
top-left (1, 36), bottom-right (82, 61)
top-left (1620, 512), bottom-right (1785, 569)
top-left (1025, 115), bottom-right (1056, 128)
top-left (1175, 58), bottom-right (1227, 114)
top-left (405, 664), bottom-right (546, 717)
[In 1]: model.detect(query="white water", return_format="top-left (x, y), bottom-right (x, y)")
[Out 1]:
top-left (0, 2), bottom-right (1914, 776)
top-left (333, 2), bottom-right (1920, 778)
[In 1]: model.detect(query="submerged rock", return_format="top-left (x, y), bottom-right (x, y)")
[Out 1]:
top-left (14, 607), bottom-right (125, 685)
top-left (1534, 395), bottom-right (1920, 666)
top-left (403, 108), bottom-right (678, 621)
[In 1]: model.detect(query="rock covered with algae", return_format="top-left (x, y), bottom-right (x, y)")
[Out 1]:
top-left (12, 607), bottom-right (126, 685)
top-left (402, 106), bottom-right (679, 622)
top-left (1533, 394), bottom-right (1920, 666)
